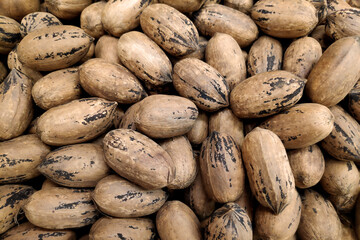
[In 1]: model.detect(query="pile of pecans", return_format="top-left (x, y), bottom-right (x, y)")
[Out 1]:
top-left (1, 0), bottom-right (360, 239)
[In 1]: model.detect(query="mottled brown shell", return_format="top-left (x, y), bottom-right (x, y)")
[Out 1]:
top-left (0, 69), bottom-right (33, 140)
top-left (17, 25), bottom-right (93, 71)
top-left (38, 143), bottom-right (110, 188)
top-left (241, 127), bottom-right (295, 214)
top-left (160, 136), bottom-right (197, 189)
top-left (200, 132), bottom-right (245, 203)
top-left (251, 0), bottom-right (318, 38)
top-left (79, 58), bottom-right (146, 104)
top-left (255, 189), bottom-right (301, 240)
top-left (283, 37), bottom-right (322, 79)
top-left (205, 203), bottom-right (252, 240)
top-left (230, 70), bottom-right (306, 119)
top-left (94, 35), bottom-right (121, 64)
top-left (0, 185), bottom-right (35, 234)
top-left (321, 105), bottom-right (360, 162)
top-left (193, 4), bottom-right (258, 48)
top-left (32, 68), bottom-right (81, 110)
top-left (23, 188), bottom-right (99, 229)
top-left (20, 12), bottom-right (62, 38)
top-left (306, 36), bottom-right (360, 107)
top-left (45, 0), bottom-right (92, 19)
top-left (156, 201), bottom-right (202, 240)
top-left (102, 0), bottom-right (151, 37)
top-left (92, 175), bottom-right (167, 218)
top-left (118, 31), bottom-right (172, 86)
top-left (89, 217), bottom-right (156, 240)
top-left (134, 94), bottom-right (198, 138)
top-left (36, 97), bottom-right (117, 146)
top-left (186, 110), bottom-right (209, 145)
top-left (184, 172), bottom-right (216, 220)
top-left (2, 222), bottom-right (76, 240)
top-left (247, 35), bottom-right (283, 76)
top-left (326, 9), bottom-right (360, 40)
top-left (205, 33), bottom-right (246, 90)
top-left (0, 0), bottom-right (40, 21)
top-left (287, 144), bottom-right (325, 188)
top-left (173, 58), bottom-right (230, 112)
top-left (0, 134), bottom-right (50, 184)
top-left (297, 189), bottom-right (342, 240)
top-left (260, 103), bottom-right (334, 149)
top-left (140, 4), bottom-right (199, 56)
top-left (0, 16), bottom-right (21, 54)
top-left (103, 129), bottom-right (175, 189)
top-left (320, 158), bottom-right (359, 195)
top-left (80, 1), bottom-right (106, 39)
